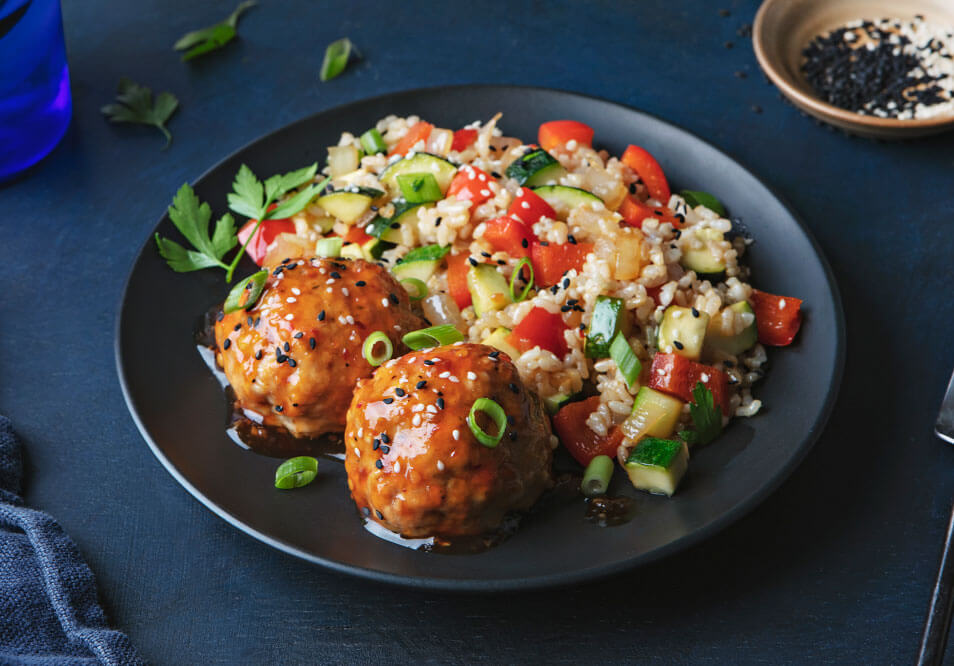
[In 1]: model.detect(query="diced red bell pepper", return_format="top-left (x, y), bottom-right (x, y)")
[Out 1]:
top-left (445, 252), bottom-right (472, 310)
top-left (538, 120), bottom-right (595, 152)
top-left (451, 128), bottom-right (478, 152)
top-left (618, 195), bottom-right (682, 228)
top-left (507, 187), bottom-right (557, 226)
top-left (648, 353), bottom-right (729, 415)
top-left (389, 121), bottom-right (433, 157)
top-left (621, 145), bottom-right (671, 204)
top-left (447, 166), bottom-right (495, 206)
top-left (343, 226), bottom-right (373, 245)
top-left (508, 306), bottom-right (569, 358)
top-left (748, 289), bottom-right (803, 346)
top-left (237, 216), bottom-right (296, 266)
top-left (552, 396), bottom-right (625, 466)
top-left (530, 241), bottom-right (593, 287)
top-left (483, 216), bottom-right (535, 258)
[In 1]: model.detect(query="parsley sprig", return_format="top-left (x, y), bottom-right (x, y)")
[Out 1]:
top-left (101, 78), bottom-right (179, 148)
top-left (679, 382), bottom-right (723, 446)
top-left (155, 163), bottom-right (328, 281)
top-left (174, 1), bottom-right (256, 62)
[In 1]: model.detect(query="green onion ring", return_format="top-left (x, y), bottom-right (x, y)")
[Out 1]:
top-left (224, 270), bottom-right (269, 314)
top-left (399, 277), bottom-right (428, 301)
top-left (401, 324), bottom-right (464, 350)
top-left (610, 331), bottom-right (642, 389)
top-left (362, 331), bottom-right (393, 366)
top-left (581, 455), bottom-right (614, 497)
top-left (467, 397), bottom-right (508, 448)
top-left (274, 456), bottom-right (319, 490)
top-left (508, 257), bottom-right (534, 303)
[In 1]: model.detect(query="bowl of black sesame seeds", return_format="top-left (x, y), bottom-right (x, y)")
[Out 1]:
top-left (753, 0), bottom-right (954, 138)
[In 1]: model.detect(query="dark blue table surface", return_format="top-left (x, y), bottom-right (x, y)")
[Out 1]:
top-left (3, 0), bottom-right (954, 663)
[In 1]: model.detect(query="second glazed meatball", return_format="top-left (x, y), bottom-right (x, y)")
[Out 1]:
top-left (345, 343), bottom-right (554, 539)
top-left (214, 257), bottom-right (425, 451)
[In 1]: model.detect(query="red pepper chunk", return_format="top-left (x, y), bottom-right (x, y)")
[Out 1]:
top-left (530, 241), bottom-right (593, 287)
top-left (343, 226), bottom-right (373, 245)
top-left (451, 128), bottom-right (478, 152)
top-left (621, 145), bottom-right (671, 204)
top-left (648, 353), bottom-right (729, 415)
top-left (552, 396), bottom-right (625, 466)
top-left (445, 252), bottom-right (472, 310)
top-left (508, 307), bottom-right (569, 358)
top-left (483, 216), bottom-right (535, 258)
top-left (618, 195), bottom-right (682, 229)
top-left (389, 121), bottom-right (433, 157)
top-left (538, 120), bottom-right (595, 152)
top-left (507, 188), bottom-right (557, 226)
top-left (748, 289), bottom-right (803, 346)
top-left (447, 166), bottom-right (495, 206)
top-left (237, 217), bottom-right (295, 266)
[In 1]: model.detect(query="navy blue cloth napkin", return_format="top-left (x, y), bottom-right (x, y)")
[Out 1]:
top-left (0, 416), bottom-right (143, 665)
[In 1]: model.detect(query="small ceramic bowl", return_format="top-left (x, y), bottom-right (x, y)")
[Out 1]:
top-left (753, 0), bottom-right (954, 139)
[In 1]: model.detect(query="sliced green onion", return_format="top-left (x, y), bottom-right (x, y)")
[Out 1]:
top-left (400, 244), bottom-right (450, 263)
top-left (224, 270), bottom-right (268, 313)
top-left (508, 257), bottom-right (534, 303)
top-left (320, 37), bottom-right (354, 82)
top-left (467, 398), bottom-right (507, 448)
top-left (362, 331), bottom-right (393, 366)
top-left (396, 172), bottom-right (443, 203)
top-left (680, 190), bottom-right (727, 217)
top-left (401, 324), bottom-right (464, 350)
top-left (274, 456), bottom-right (318, 490)
top-left (399, 277), bottom-right (428, 301)
top-left (582, 455), bottom-right (614, 497)
top-left (315, 237), bottom-right (343, 258)
top-left (360, 128), bottom-right (387, 155)
top-left (610, 331), bottom-right (642, 389)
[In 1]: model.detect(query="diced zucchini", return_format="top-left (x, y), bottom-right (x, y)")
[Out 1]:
top-left (624, 437), bottom-right (689, 496)
top-left (467, 264), bottom-right (512, 316)
top-left (505, 148), bottom-right (567, 186)
top-left (365, 215), bottom-right (402, 243)
top-left (657, 305), bottom-right (710, 360)
top-left (381, 153), bottom-right (457, 194)
top-left (361, 237), bottom-right (393, 261)
top-left (397, 172), bottom-right (443, 203)
top-left (531, 185), bottom-right (602, 219)
top-left (312, 216), bottom-right (336, 233)
top-left (340, 243), bottom-right (364, 260)
top-left (680, 227), bottom-right (726, 274)
top-left (315, 237), bottom-right (343, 258)
top-left (392, 258), bottom-right (440, 283)
top-left (543, 392), bottom-right (573, 414)
top-left (586, 295), bottom-right (630, 359)
top-left (316, 190), bottom-right (374, 225)
top-left (327, 144), bottom-right (361, 177)
top-left (620, 387), bottom-right (683, 443)
top-left (482, 327), bottom-right (522, 361)
top-left (400, 244), bottom-right (450, 263)
top-left (704, 301), bottom-right (757, 357)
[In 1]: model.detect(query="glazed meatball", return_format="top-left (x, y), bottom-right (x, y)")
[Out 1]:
top-left (214, 257), bottom-right (425, 452)
top-left (344, 343), bottom-right (554, 538)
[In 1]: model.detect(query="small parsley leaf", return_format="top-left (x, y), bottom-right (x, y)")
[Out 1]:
top-left (174, 1), bottom-right (256, 62)
top-left (678, 382), bottom-right (723, 446)
top-left (154, 183), bottom-right (236, 272)
top-left (101, 78), bottom-right (179, 148)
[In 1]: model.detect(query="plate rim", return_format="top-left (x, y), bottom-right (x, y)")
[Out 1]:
top-left (114, 83), bottom-right (846, 592)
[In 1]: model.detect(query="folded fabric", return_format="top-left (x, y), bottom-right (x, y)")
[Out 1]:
top-left (0, 416), bottom-right (143, 665)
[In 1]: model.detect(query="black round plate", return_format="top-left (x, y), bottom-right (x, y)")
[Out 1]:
top-left (116, 85), bottom-right (844, 591)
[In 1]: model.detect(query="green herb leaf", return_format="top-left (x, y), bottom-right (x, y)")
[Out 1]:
top-left (154, 183), bottom-right (234, 272)
top-left (680, 190), bottom-right (728, 217)
top-left (174, 1), bottom-right (255, 62)
top-left (101, 77), bottom-right (179, 148)
top-left (678, 381), bottom-right (723, 446)
top-left (320, 37), bottom-right (357, 81)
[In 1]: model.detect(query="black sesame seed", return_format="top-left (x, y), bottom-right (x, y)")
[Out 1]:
top-left (375, 460), bottom-right (383, 469)
top-left (508, 383), bottom-right (519, 394)
top-left (488, 350), bottom-right (500, 358)
top-left (628, 183), bottom-right (638, 195)
top-left (481, 251), bottom-right (491, 258)
top-left (255, 349), bottom-right (263, 360)
top-left (281, 257), bottom-right (291, 264)
top-left (509, 431), bottom-right (517, 440)
top-left (288, 358), bottom-right (297, 368)
top-left (389, 293), bottom-right (400, 305)
top-left (272, 266), bottom-right (284, 276)
top-left (437, 397), bottom-right (445, 410)
top-left (390, 222), bottom-right (400, 229)
top-left (234, 323), bottom-right (242, 331)
top-left (568, 235), bottom-right (577, 245)
top-left (395, 388), bottom-right (406, 397)
top-left (435, 216), bottom-right (443, 227)
top-left (292, 403), bottom-right (298, 407)
top-left (370, 205), bottom-right (379, 212)
top-left (673, 340), bottom-right (684, 350)
top-left (223, 338), bottom-right (231, 350)
top-left (375, 510), bottom-right (383, 519)
top-left (380, 445), bottom-right (390, 454)
top-left (562, 278), bottom-right (570, 288)
top-left (216, 311), bottom-right (224, 322)
top-left (372, 438), bottom-right (380, 450)
top-left (416, 380), bottom-right (427, 389)
top-left (275, 405), bottom-right (284, 412)
top-left (691, 307), bottom-right (700, 318)
top-left (423, 359), bottom-right (435, 365)
top-left (362, 506), bottom-right (370, 516)
top-left (283, 342), bottom-right (290, 352)
top-left (330, 271), bottom-right (341, 279)
top-left (383, 397), bottom-right (394, 404)
top-left (561, 305), bottom-right (572, 313)
top-left (468, 257), bottom-right (478, 267)
top-left (491, 171), bottom-right (501, 178)
top-left (521, 238), bottom-right (529, 248)
top-left (309, 337), bottom-right (316, 349)
top-left (381, 433), bottom-right (390, 443)
top-left (247, 316), bottom-right (254, 325)
top-left (254, 317), bottom-right (261, 327)
top-left (497, 259), bottom-right (506, 265)
top-left (539, 241), bottom-right (549, 247)
top-left (318, 310), bottom-right (326, 321)
top-left (506, 415), bottom-right (515, 426)
top-left (355, 280), bottom-right (366, 287)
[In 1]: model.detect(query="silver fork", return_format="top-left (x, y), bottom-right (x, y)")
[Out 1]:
top-left (916, 370), bottom-right (954, 666)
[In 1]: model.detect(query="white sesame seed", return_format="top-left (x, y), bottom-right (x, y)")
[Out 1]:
top-left (448, 376), bottom-right (460, 383)
top-left (521, 201), bottom-right (531, 209)
top-left (452, 429), bottom-right (460, 440)
top-left (346, 315), bottom-right (355, 324)
top-left (291, 287), bottom-right (301, 295)
top-left (326, 287), bottom-right (333, 293)
top-left (657, 368), bottom-right (666, 375)
top-left (437, 460), bottom-right (445, 471)
top-left (286, 297), bottom-right (297, 303)
top-left (354, 447), bottom-right (360, 457)
top-left (479, 189), bottom-right (491, 197)
top-left (382, 298), bottom-right (390, 307)
top-left (326, 278), bottom-right (335, 285)
top-left (439, 371), bottom-right (450, 378)
top-left (778, 299), bottom-right (786, 309)
top-left (701, 373), bottom-right (710, 382)
top-left (357, 428), bottom-right (363, 438)
top-left (412, 414), bottom-right (422, 426)
top-left (284, 314), bottom-right (294, 321)
top-left (393, 461), bottom-right (401, 473)
top-left (342, 287), bottom-right (349, 297)
top-left (467, 371), bottom-right (477, 380)
top-left (426, 405), bottom-right (438, 414)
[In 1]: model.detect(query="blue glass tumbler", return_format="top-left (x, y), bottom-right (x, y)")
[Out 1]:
top-left (0, 0), bottom-right (71, 181)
